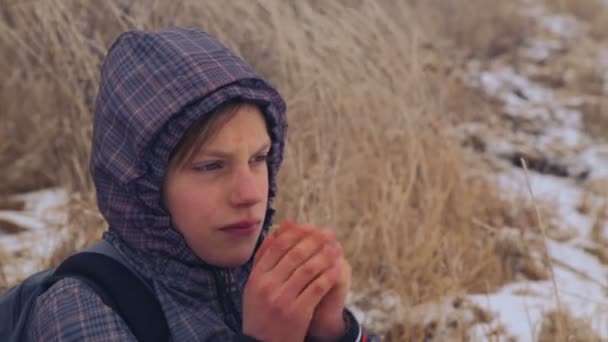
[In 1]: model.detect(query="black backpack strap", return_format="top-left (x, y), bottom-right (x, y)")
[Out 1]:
top-left (47, 250), bottom-right (170, 342)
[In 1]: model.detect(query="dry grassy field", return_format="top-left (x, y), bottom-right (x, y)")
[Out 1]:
top-left (2, 1), bottom-right (606, 340)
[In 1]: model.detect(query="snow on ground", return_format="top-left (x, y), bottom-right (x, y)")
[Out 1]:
top-left (471, 169), bottom-right (608, 341)
top-left (2, 1), bottom-right (608, 341)
top-left (460, 1), bottom-right (608, 340)
top-left (0, 188), bottom-right (69, 285)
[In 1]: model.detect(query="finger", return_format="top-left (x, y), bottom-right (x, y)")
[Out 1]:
top-left (275, 222), bottom-right (338, 248)
top-left (273, 219), bottom-right (300, 237)
top-left (295, 261), bottom-right (342, 309)
top-left (254, 220), bottom-right (292, 265)
top-left (280, 241), bottom-right (342, 300)
top-left (270, 231), bottom-right (336, 284)
top-left (253, 233), bottom-right (275, 267)
top-left (334, 256), bottom-right (351, 291)
top-left (254, 222), bottom-right (312, 273)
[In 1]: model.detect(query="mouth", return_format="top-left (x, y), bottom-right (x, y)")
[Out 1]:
top-left (219, 219), bottom-right (260, 235)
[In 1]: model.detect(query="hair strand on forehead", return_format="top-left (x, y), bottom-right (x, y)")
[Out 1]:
top-left (169, 101), bottom-right (248, 169)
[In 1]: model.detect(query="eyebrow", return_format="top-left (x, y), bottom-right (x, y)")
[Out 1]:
top-left (200, 141), bottom-right (271, 159)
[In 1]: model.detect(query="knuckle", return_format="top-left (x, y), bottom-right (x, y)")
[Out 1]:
top-left (323, 243), bottom-right (340, 258)
top-left (300, 263), bottom-right (317, 277)
top-left (287, 246), bottom-right (305, 263)
top-left (259, 279), bottom-right (275, 298)
top-left (271, 297), bottom-right (287, 311)
top-left (311, 278), bottom-right (329, 295)
top-left (271, 239), bottom-right (289, 254)
top-left (318, 231), bottom-right (337, 245)
top-left (274, 299), bottom-right (295, 318)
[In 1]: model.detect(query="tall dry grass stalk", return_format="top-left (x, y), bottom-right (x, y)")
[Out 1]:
top-left (1, 0), bottom-right (538, 339)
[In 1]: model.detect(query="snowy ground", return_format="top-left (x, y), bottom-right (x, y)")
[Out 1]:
top-left (355, 1), bottom-right (608, 340)
top-left (0, 188), bottom-right (69, 286)
top-left (462, 2), bottom-right (608, 340)
top-left (1, 1), bottom-right (607, 341)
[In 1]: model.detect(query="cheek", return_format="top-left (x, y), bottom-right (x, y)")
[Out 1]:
top-left (166, 182), bottom-right (218, 233)
top-left (174, 192), bottom-right (214, 216)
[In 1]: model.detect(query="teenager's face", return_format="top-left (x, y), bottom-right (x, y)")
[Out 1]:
top-left (164, 104), bottom-right (270, 267)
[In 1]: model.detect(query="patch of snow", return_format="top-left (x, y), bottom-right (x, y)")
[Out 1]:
top-left (547, 241), bottom-right (607, 294)
top-left (0, 188), bottom-right (70, 285)
top-left (0, 211), bottom-right (47, 231)
top-left (521, 39), bottom-right (564, 63)
top-left (537, 14), bottom-right (586, 39)
top-left (0, 188), bottom-right (67, 233)
top-left (462, 3), bottom-right (608, 340)
top-left (581, 145), bottom-right (608, 179)
top-left (485, 139), bottom-right (518, 157)
top-left (471, 286), bottom-right (546, 341)
top-left (470, 277), bottom-right (608, 341)
top-left (470, 239), bottom-right (608, 339)
top-left (480, 68), bottom-right (564, 124)
top-left (497, 169), bottom-right (593, 237)
top-left (0, 227), bottom-right (71, 285)
top-left (537, 126), bottom-right (585, 149)
top-left (552, 107), bottom-right (582, 128)
top-left (483, 158), bottom-right (608, 341)
top-left (348, 289), bottom-right (404, 334)
top-left (14, 188), bottom-right (68, 225)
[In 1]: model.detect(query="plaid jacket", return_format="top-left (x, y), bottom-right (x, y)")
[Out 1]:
top-left (27, 27), bottom-right (371, 341)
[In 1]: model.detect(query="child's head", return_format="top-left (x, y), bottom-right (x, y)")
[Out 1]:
top-left (163, 101), bottom-right (271, 267)
top-left (90, 27), bottom-right (287, 270)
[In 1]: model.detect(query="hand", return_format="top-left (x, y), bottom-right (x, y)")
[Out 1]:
top-left (242, 220), bottom-right (342, 342)
top-left (261, 221), bottom-right (352, 341)
top-left (308, 255), bottom-right (351, 341)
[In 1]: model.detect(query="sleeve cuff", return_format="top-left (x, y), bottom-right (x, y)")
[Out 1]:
top-left (338, 308), bottom-right (362, 342)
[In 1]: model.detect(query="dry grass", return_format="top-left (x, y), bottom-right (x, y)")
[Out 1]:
top-left (591, 200), bottom-right (608, 244)
top-left (0, 0), bottom-right (547, 340)
top-left (538, 310), bottom-right (603, 342)
top-left (409, 0), bottom-right (530, 59)
top-left (585, 199), bottom-right (608, 265)
top-left (0, 218), bottom-right (26, 234)
top-left (549, 0), bottom-right (608, 41)
top-left (580, 98), bottom-right (608, 142)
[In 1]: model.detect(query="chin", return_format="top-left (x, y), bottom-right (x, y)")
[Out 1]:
top-left (208, 249), bottom-right (254, 268)
top-left (216, 257), bottom-right (250, 268)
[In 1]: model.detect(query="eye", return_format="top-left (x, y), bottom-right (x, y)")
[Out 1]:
top-left (252, 154), bottom-right (268, 163)
top-left (193, 161), bottom-right (223, 172)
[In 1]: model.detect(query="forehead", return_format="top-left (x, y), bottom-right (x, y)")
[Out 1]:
top-left (203, 104), bottom-right (270, 148)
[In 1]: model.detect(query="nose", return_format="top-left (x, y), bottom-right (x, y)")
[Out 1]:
top-left (229, 166), bottom-right (265, 207)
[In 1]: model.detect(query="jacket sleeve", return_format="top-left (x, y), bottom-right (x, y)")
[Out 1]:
top-left (302, 308), bottom-right (380, 342)
top-left (26, 278), bottom-right (137, 342)
top-left (338, 308), bottom-right (381, 342)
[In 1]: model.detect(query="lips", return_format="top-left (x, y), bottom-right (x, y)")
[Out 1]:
top-left (220, 219), bottom-right (260, 231)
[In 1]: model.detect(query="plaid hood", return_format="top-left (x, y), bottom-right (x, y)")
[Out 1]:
top-left (89, 27), bottom-right (287, 333)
